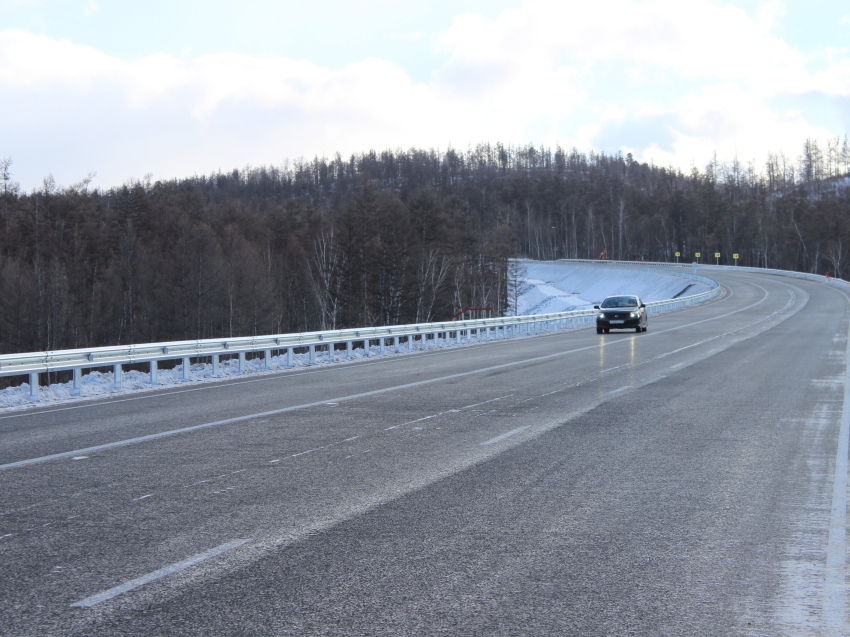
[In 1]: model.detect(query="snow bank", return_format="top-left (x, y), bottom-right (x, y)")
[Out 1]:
top-left (0, 342), bottom-right (458, 411)
top-left (514, 261), bottom-right (710, 315)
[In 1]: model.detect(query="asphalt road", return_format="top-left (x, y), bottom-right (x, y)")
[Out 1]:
top-left (1, 269), bottom-right (848, 636)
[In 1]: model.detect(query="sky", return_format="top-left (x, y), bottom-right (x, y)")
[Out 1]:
top-left (0, 0), bottom-right (848, 191)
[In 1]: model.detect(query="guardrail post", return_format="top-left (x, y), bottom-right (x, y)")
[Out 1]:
top-left (150, 360), bottom-right (158, 385)
top-left (180, 357), bottom-right (190, 381)
top-left (28, 372), bottom-right (38, 401)
top-left (286, 348), bottom-right (293, 367)
top-left (456, 329), bottom-right (462, 344)
top-left (71, 368), bottom-right (82, 395)
top-left (308, 345), bottom-right (316, 364)
top-left (393, 336), bottom-right (399, 352)
top-left (211, 354), bottom-right (220, 377)
top-left (408, 336), bottom-right (414, 351)
top-left (346, 341), bottom-right (352, 359)
top-left (263, 349), bottom-right (272, 369)
top-left (113, 364), bottom-right (123, 389)
top-left (238, 352), bottom-right (246, 373)
top-left (380, 338), bottom-right (386, 355)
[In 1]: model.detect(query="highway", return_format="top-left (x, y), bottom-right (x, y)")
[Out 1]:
top-left (1, 269), bottom-right (848, 636)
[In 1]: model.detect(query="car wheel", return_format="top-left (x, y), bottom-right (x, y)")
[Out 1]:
top-left (643, 326), bottom-right (648, 332)
top-left (635, 326), bottom-right (641, 333)
top-left (604, 328), bottom-right (610, 333)
top-left (596, 327), bottom-right (603, 334)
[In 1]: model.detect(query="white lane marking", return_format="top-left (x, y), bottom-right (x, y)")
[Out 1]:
top-left (70, 538), bottom-right (251, 608)
top-left (1, 286), bottom-right (787, 472)
top-left (823, 315), bottom-right (850, 630)
top-left (609, 386), bottom-right (630, 394)
top-left (481, 426), bottom-right (531, 446)
top-left (390, 395), bottom-right (514, 430)
top-left (131, 494), bottom-right (153, 502)
top-left (71, 456), bottom-right (88, 461)
top-left (671, 363), bottom-right (687, 369)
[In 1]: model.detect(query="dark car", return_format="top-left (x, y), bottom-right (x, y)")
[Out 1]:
top-left (594, 295), bottom-right (648, 333)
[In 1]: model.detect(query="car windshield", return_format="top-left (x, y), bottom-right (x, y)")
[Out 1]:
top-left (601, 296), bottom-right (638, 308)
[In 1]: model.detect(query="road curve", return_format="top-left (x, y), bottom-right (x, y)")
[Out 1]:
top-left (1, 269), bottom-right (848, 636)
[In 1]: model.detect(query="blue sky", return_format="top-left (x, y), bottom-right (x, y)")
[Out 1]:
top-left (1, 0), bottom-right (848, 190)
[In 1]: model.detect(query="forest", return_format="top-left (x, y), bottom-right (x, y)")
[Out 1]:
top-left (0, 136), bottom-right (849, 356)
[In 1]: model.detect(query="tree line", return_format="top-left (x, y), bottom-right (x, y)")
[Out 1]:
top-left (0, 136), bottom-right (848, 356)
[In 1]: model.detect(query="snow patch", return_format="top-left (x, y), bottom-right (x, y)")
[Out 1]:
top-left (513, 261), bottom-right (710, 315)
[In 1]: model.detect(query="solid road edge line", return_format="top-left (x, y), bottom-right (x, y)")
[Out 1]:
top-left (822, 307), bottom-right (850, 632)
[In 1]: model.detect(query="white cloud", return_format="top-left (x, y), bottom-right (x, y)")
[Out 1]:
top-left (0, 1), bottom-right (848, 189)
top-left (435, 0), bottom-right (841, 96)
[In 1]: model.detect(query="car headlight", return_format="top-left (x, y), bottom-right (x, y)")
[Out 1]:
top-left (597, 313), bottom-right (605, 319)
top-left (630, 311), bottom-right (639, 318)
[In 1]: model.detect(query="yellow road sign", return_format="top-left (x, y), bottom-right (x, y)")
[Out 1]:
top-left (675, 252), bottom-right (680, 257)
top-left (733, 253), bottom-right (739, 259)
top-left (714, 252), bottom-right (721, 258)
top-left (695, 252), bottom-right (701, 257)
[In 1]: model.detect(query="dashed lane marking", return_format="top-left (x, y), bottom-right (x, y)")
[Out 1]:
top-left (481, 426), bottom-right (531, 446)
top-left (70, 538), bottom-right (251, 608)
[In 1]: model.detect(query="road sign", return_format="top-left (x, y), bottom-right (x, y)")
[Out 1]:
top-left (733, 253), bottom-right (739, 259)
top-left (695, 252), bottom-right (701, 257)
top-left (714, 252), bottom-right (721, 258)
top-left (675, 252), bottom-right (681, 257)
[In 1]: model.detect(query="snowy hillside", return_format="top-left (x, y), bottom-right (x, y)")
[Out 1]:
top-left (514, 260), bottom-right (710, 315)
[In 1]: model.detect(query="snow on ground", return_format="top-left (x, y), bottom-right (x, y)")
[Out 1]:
top-left (514, 260), bottom-right (710, 315)
top-left (0, 344), bottom-right (417, 412)
top-left (1, 261), bottom-right (711, 411)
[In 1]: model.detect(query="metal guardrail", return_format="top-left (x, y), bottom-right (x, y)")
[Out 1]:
top-left (0, 263), bottom-right (720, 401)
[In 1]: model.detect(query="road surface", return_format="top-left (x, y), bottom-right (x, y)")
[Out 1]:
top-left (1, 269), bottom-right (848, 636)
